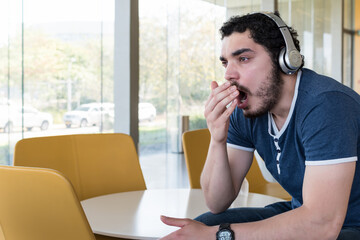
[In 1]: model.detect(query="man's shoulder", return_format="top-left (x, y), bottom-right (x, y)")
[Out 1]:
top-left (300, 68), bottom-right (346, 91)
top-left (298, 68), bottom-right (360, 104)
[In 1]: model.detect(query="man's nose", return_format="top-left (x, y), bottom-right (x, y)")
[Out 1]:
top-left (224, 62), bottom-right (239, 81)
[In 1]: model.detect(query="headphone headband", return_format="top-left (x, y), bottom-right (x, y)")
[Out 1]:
top-left (257, 12), bottom-right (303, 74)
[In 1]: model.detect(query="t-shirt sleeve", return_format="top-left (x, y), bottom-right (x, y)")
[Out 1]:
top-left (301, 92), bottom-right (358, 165)
top-left (226, 108), bottom-right (255, 152)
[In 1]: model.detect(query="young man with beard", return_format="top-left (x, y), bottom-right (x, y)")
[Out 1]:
top-left (160, 11), bottom-right (360, 240)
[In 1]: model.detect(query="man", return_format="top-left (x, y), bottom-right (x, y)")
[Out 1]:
top-left (160, 11), bottom-right (360, 239)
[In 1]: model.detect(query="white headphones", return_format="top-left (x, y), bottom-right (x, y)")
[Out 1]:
top-left (258, 12), bottom-right (304, 74)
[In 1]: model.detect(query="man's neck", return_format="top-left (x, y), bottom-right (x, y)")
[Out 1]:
top-left (270, 73), bottom-right (298, 130)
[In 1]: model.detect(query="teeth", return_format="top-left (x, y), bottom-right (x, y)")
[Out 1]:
top-left (226, 101), bottom-right (233, 108)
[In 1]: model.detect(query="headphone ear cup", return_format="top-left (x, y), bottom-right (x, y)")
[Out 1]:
top-left (278, 47), bottom-right (290, 74)
top-left (257, 12), bottom-right (303, 74)
top-left (278, 47), bottom-right (302, 74)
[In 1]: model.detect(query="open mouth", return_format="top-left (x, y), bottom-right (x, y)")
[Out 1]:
top-left (230, 82), bottom-right (248, 105)
top-left (239, 91), bottom-right (247, 103)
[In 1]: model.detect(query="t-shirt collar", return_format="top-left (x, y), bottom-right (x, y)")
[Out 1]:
top-left (268, 70), bottom-right (303, 138)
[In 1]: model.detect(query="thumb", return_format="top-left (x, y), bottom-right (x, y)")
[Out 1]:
top-left (210, 81), bottom-right (219, 90)
top-left (160, 215), bottom-right (188, 228)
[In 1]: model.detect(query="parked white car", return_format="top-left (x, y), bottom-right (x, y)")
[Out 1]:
top-left (0, 105), bottom-right (53, 132)
top-left (139, 102), bottom-right (156, 122)
top-left (63, 102), bottom-right (114, 128)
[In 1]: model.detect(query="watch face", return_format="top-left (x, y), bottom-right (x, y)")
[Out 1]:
top-left (217, 230), bottom-right (232, 240)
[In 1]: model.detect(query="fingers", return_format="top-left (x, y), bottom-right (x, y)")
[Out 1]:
top-left (160, 215), bottom-right (188, 228)
top-left (203, 80), bottom-right (238, 143)
top-left (210, 81), bottom-right (219, 90)
top-left (205, 82), bottom-right (238, 120)
top-left (160, 216), bottom-right (187, 240)
top-left (205, 81), bottom-right (219, 106)
top-left (160, 216), bottom-right (212, 240)
top-left (205, 81), bottom-right (227, 106)
top-left (224, 98), bottom-right (238, 118)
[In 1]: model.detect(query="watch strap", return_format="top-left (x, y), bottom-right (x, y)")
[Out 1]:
top-left (219, 223), bottom-right (231, 230)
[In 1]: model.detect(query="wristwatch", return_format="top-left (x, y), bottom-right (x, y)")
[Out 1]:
top-left (216, 223), bottom-right (235, 240)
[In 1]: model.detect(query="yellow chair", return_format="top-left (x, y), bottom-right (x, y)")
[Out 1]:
top-left (182, 128), bottom-right (291, 200)
top-left (13, 133), bottom-right (146, 201)
top-left (0, 224), bottom-right (5, 240)
top-left (246, 154), bottom-right (292, 200)
top-left (183, 128), bottom-right (210, 188)
top-left (0, 165), bottom-right (96, 240)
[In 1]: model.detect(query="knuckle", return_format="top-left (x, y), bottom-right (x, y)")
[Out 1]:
top-left (224, 110), bottom-right (231, 117)
top-left (213, 94), bottom-right (222, 103)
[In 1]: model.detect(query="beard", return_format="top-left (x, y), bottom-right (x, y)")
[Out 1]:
top-left (232, 65), bottom-right (283, 118)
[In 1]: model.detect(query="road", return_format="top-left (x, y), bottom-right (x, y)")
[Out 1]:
top-left (0, 116), bottom-right (167, 146)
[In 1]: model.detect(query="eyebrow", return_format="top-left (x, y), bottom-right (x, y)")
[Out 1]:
top-left (219, 48), bottom-right (255, 61)
top-left (232, 48), bottom-right (254, 56)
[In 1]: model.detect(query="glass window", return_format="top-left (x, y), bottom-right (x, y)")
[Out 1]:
top-left (0, 0), bottom-right (22, 165)
top-left (278, 0), bottom-right (334, 77)
top-left (0, 0), bottom-right (114, 165)
top-left (138, 0), bottom-right (264, 188)
top-left (343, 0), bottom-right (360, 93)
top-left (352, 0), bottom-right (360, 94)
top-left (343, 33), bottom-right (353, 88)
top-left (225, 0), bottom-right (261, 17)
top-left (139, 0), bottom-right (227, 188)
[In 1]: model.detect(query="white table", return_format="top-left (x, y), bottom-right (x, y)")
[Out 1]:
top-left (81, 189), bottom-right (283, 239)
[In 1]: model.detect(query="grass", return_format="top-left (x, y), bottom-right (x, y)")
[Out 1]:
top-left (139, 115), bottom-right (207, 146)
top-left (139, 125), bottom-right (167, 145)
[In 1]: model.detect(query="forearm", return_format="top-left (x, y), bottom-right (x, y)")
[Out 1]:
top-left (232, 205), bottom-right (343, 240)
top-left (231, 162), bottom-right (355, 240)
top-left (160, 203), bottom-right (344, 240)
top-left (200, 140), bottom-right (238, 213)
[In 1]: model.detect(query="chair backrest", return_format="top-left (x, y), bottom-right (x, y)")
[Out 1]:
top-left (182, 128), bottom-right (211, 188)
top-left (182, 128), bottom-right (267, 189)
top-left (245, 154), bottom-right (268, 192)
top-left (14, 133), bottom-right (146, 201)
top-left (0, 165), bottom-right (95, 240)
top-left (0, 224), bottom-right (5, 240)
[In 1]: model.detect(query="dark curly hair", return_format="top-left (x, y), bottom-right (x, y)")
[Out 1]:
top-left (219, 11), bottom-right (303, 70)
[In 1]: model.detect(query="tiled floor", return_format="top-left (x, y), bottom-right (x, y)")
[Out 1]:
top-left (139, 152), bottom-right (190, 189)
